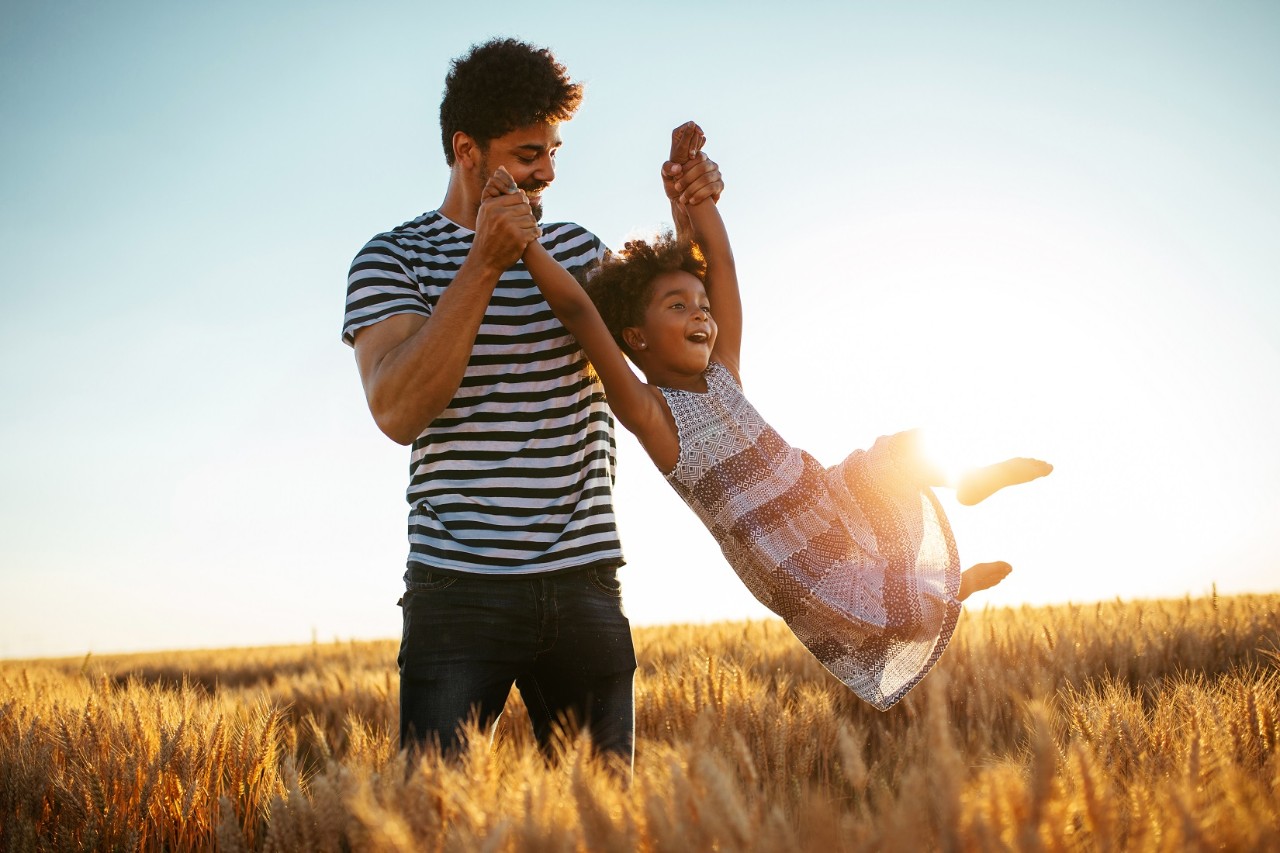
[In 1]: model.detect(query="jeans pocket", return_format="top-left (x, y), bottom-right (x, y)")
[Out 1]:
top-left (405, 570), bottom-right (459, 594)
top-left (588, 567), bottom-right (624, 598)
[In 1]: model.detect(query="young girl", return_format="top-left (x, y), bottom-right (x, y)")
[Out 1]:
top-left (501, 122), bottom-right (1051, 710)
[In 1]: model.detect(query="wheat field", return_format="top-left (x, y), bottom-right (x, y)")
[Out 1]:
top-left (2, 592), bottom-right (1278, 851)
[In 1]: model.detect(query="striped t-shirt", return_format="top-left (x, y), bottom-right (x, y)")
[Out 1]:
top-left (342, 210), bottom-right (623, 575)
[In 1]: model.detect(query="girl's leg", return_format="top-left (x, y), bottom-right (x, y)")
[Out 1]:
top-left (853, 431), bottom-right (1051, 503)
top-left (955, 458), bottom-right (1053, 505)
top-left (958, 561), bottom-right (1011, 601)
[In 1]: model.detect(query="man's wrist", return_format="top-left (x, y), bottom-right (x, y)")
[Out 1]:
top-left (671, 201), bottom-right (693, 239)
top-left (459, 249), bottom-right (512, 284)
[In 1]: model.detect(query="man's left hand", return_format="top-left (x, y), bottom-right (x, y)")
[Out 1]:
top-left (667, 151), bottom-right (723, 206)
top-left (662, 122), bottom-right (723, 207)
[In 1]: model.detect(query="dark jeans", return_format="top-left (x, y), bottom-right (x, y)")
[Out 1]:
top-left (397, 565), bottom-right (637, 766)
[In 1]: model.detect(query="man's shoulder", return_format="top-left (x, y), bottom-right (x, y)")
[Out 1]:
top-left (539, 221), bottom-right (605, 266)
top-left (361, 210), bottom-right (468, 254)
top-left (539, 220), bottom-right (600, 241)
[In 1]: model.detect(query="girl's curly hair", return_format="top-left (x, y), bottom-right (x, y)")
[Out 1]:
top-left (583, 231), bottom-right (706, 357)
top-left (440, 38), bottom-right (583, 165)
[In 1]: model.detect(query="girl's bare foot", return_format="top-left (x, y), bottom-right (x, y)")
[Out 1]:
top-left (958, 561), bottom-right (1012, 601)
top-left (956, 458), bottom-right (1053, 506)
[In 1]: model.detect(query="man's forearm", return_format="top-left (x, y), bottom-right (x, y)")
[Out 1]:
top-left (671, 199), bottom-right (695, 245)
top-left (360, 256), bottom-right (505, 444)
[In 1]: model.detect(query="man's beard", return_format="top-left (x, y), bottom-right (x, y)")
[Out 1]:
top-left (479, 158), bottom-right (546, 221)
top-left (526, 193), bottom-right (544, 222)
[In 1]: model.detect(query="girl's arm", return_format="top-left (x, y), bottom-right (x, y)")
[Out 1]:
top-left (483, 171), bottom-right (662, 427)
top-left (685, 175), bottom-right (741, 380)
top-left (521, 240), bottom-right (678, 465)
top-left (669, 123), bottom-right (742, 381)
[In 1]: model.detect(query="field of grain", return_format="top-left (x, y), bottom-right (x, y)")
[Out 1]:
top-left (2, 592), bottom-right (1278, 851)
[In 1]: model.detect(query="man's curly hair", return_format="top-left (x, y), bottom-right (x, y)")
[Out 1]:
top-left (583, 231), bottom-right (707, 357)
top-left (440, 38), bottom-right (583, 165)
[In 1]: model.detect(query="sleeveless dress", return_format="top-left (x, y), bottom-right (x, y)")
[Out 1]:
top-left (659, 361), bottom-right (962, 710)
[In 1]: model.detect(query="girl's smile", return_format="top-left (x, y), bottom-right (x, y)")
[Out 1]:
top-left (624, 270), bottom-right (718, 390)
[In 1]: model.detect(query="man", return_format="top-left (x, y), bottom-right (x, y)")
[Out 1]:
top-left (341, 38), bottom-right (721, 766)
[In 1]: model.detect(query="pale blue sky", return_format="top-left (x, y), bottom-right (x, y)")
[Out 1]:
top-left (2, 1), bottom-right (1278, 658)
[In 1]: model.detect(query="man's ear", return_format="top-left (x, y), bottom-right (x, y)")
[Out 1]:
top-left (622, 327), bottom-right (646, 353)
top-left (453, 132), bottom-right (483, 169)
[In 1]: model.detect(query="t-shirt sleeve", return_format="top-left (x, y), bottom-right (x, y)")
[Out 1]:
top-left (540, 222), bottom-right (607, 281)
top-left (582, 232), bottom-right (608, 272)
top-left (341, 233), bottom-right (429, 347)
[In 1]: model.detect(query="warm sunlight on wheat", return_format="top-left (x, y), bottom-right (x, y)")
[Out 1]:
top-left (2, 593), bottom-right (1278, 850)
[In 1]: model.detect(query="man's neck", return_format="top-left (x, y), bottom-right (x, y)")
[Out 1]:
top-left (438, 169), bottom-right (479, 230)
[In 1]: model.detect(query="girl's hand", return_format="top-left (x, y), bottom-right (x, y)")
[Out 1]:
top-left (670, 120), bottom-right (705, 164)
top-left (482, 165), bottom-right (522, 199)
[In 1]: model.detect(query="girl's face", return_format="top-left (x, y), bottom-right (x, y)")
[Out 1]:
top-left (628, 271), bottom-right (718, 380)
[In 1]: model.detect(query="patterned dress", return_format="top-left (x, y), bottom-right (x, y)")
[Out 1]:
top-left (660, 361), bottom-right (962, 710)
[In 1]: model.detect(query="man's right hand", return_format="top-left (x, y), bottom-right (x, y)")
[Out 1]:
top-left (353, 166), bottom-right (541, 445)
top-left (473, 166), bottom-right (540, 272)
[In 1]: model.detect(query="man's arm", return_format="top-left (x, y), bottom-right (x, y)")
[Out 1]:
top-left (352, 191), bottom-right (540, 445)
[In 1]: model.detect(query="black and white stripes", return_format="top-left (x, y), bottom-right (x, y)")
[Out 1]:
top-left (344, 211), bottom-right (623, 574)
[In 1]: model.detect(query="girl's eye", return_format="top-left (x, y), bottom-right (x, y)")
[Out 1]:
top-left (670, 302), bottom-right (684, 310)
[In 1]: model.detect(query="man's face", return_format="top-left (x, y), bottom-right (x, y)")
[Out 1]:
top-left (477, 122), bottom-right (562, 221)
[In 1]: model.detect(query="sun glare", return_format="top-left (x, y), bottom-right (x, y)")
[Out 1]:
top-left (916, 427), bottom-right (971, 487)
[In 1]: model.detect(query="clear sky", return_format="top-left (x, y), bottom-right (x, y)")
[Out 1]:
top-left (2, 1), bottom-right (1278, 659)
